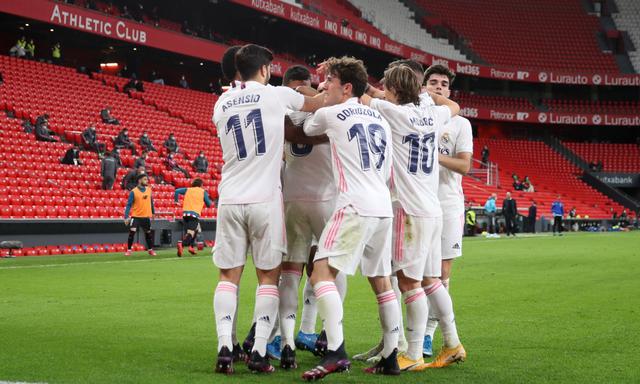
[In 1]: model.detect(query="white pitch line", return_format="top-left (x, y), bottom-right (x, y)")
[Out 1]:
top-left (0, 381), bottom-right (48, 384)
top-left (0, 255), bottom-right (209, 270)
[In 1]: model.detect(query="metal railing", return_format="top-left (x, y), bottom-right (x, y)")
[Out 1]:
top-left (468, 159), bottom-right (500, 187)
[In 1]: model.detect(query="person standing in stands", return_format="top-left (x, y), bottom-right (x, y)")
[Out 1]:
top-left (527, 201), bottom-right (537, 233)
top-left (101, 151), bottom-right (118, 190)
top-left (481, 145), bottom-right (490, 168)
top-left (61, 144), bottom-right (82, 165)
top-left (134, 152), bottom-right (147, 169)
top-left (114, 128), bottom-right (137, 155)
top-left (123, 173), bottom-right (156, 256)
top-left (25, 39), bottom-right (35, 60)
top-left (101, 107), bottom-right (120, 125)
top-left (174, 178), bottom-right (212, 257)
top-left (551, 195), bottom-right (564, 236)
top-left (163, 133), bottom-right (179, 154)
top-left (502, 192), bottom-right (517, 236)
top-left (112, 148), bottom-right (122, 168)
top-left (81, 124), bottom-right (106, 154)
top-left (192, 151), bottom-right (208, 173)
top-left (179, 75), bottom-right (189, 89)
top-left (484, 193), bottom-right (498, 238)
top-left (51, 42), bottom-right (61, 65)
top-left (139, 131), bottom-right (157, 152)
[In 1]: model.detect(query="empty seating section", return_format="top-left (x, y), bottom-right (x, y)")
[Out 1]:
top-left (474, 138), bottom-right (624, 218)
top-left (415, 0), bottom-right (618, 71)
top-left (564, 142), bottom-right (640, 173)
top-left (0, 55), bottom-right (221, 219)
top-left (544, 99), bottom-right (640, 114)
top-left (454, 91), bottom-right (536, 111)
top-left (346, 0), bottom-right (469, 62)
top-left (612, 0), bottom-right (640, 73)
top-left (300, 0), bottom-right (379, 37)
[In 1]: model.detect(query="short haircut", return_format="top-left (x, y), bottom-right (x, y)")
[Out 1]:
top-left (221, 45), bottom-right (241, 81)
top-left (283, 65), bottom-right (311, 86)
top-left (424, 64), bottom-right (456, 85)
top-left (192, 178), bottom-right (203, 187)
top-left (235, 44), bottom-right (274, 81)
top-left (326, 56), bottom-right (368, 97)
top-left (383, 65), bottom-right (421, 105)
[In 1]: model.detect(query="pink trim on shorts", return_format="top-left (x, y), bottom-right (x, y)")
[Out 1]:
top-left (324, 208), bottom-right (345, 250)
top-left (394, 207), bottom-right (405, 262)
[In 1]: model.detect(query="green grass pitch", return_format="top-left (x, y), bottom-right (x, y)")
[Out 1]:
top-left (1, 232), bottom-right (639, 383)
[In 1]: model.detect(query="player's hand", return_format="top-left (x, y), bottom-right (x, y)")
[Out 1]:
top-left (316, 60), bottom-right (329, 75)
top-left (295, 85), bottom-right (318, 96)
top-left (124, 218), bottom-right (131, 226)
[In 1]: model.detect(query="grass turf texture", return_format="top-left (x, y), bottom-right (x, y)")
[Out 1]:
top-left (0, 232), bottom-right (639, 383)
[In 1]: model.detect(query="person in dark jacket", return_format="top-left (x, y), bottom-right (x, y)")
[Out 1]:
top-left (502, 192), bottom-right (518, 236)
top-left (139, 131), bottom-right (156, 152)
top-left (121, 166), bottom-right (145, 191)
top-left (164, 153), bottom-right (190, 179)
top-left (61, 145), bottom-right (82, 165)
top-left (114, 128), bottom-right (137, 155)
top-left (101, 107), bottom-right (119, 125)
top-left (134, 152), bottom-right (147, 169)
top-left (81, 124), bottom-right (106, 154)
top-left (192, 151), bottom-right (208, 173)
top-left (481, 145), bottom-right (490, 168)
top-left (527, 201), bottom-right (537, 233)
top-left (123, 77), bottom-right (144, 93)
top-left (163, 133), bottom-right (179, 154)
top-left (112, 148), bottom-right (122, 168)
top-left (101, 152), bottom-right (118, 190)
top-left (35, 120), bottom-right (58, 142)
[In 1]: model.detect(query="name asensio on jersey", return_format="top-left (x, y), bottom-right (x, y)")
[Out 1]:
top-left (221, 94), bottom-right (261, 112)
top-left (336, 107), bottom-right (382, 121)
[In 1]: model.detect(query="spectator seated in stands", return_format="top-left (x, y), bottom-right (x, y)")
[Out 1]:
top-left (569, 207), bottom-right (577, 218)
top-left (139, 131), bottom-right (157, 152)
top-left (523, 176), bottom-right (534, 192)
top-left (121, 5), bottom-right (133, 19)
top-left (589, 161), bottom-right (598, 172)
top-left (35, 113), bottom-right (49, 128)
top-left (113, 128), bottom-right (137, 155)
top-left (192, 151), bottom-right (209, 173)
top-left (179, 75), bottom-right (189, 89)
top-left (35, 119), bottom-right (58, 142)
top-left (151, 71), bottom-right (164, 85)
top-left (61, 144), bottom-right (82, 165)
top-left (81, 124), bottom-right (106, 154)
top-left (620, 209), bottom-right (629, 228)
top-left (163, 133), bottom-right (179, 154)
top-left (597, 160), bottom-right (603, 172)
top-left (22, 119), bottom-right (34, 134)
top-left (9, 36), bottom-right (26, 58)
top-left (101, 107), bottom-right (120, 125)
top-left (123, 76), bottom-right (144, 93)
top-left (164, 153), bottom-right (190, 179)
top-left (122, 166), bottom-right (145, 191)
top-left (101, 151), bottom-right (118, 190)
top-left (512, 174), bottom-right (523, 191)
top-left (134, 152), bottom-right (148, 169)
top-left (25, 39), bottom-right (35, 60)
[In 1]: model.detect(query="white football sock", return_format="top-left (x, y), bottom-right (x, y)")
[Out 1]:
top-left (213, 281), bottom-right (238, 352)
top-left (299, 278), bottom-right (318, 334)
top-left (253, 285), bottom-right (279, 356)
top-left (425, 278), bottom-right (450, 340)
top-left (391, 276), bottom-right (407, 347)
top-left (314, 281), bottom-right (343, 351)
top-left (425, 281), bottom-right (460, 348)
top-left (231, 286), bottom-right (239, 345)
top-left (402, 288), bottom-right (428, 360)
top-left (377, 290), bottom-right (400, 358)
top-left (335, 271), bottom-right (348, 302)
top-left (279, 269), bottom-right (302, 349)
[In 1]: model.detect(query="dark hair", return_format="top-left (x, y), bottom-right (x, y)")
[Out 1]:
top-left (326, 56), bottom-right (368, 97)
top-left (235, 44), bottom-right (274, 81)
top-left (389, 59), bottom-right (424, 77)
top-left (192, 178), bottom-right (203, 187)
top-left (283, 65), bottom-right (311, 86)
top-left (221, 45), bottom-right (241, 81)
top-left (383, 65), bottom-right (421, 105)
top-left (424, 64), bottom-right (456, 85)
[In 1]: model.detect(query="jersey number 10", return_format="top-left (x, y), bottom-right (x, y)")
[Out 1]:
top-left (226, 109), bottom-right (265, 160)
top-left (403, 132), bottom-right (435, 175)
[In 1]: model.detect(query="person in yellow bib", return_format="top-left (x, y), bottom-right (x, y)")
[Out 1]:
top-left (174, 178), bottom-right (212, 257)
top-left (124, 173), bottom-right (156, 256)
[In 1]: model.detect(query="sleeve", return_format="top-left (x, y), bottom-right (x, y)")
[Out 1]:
top-left (433, 105), bottom-right (452, 127)
top-left (303, 109), bottom-right (327, 136)
top-left (124, 191), bottom-right (134, 218)
top-left (455, 117), bottom-right (474, 154)
top-left (100, 160), bottom-right (105, 176)
top-left (204, 191), bottom-right (212, 208)
top-left (151, 195), bottom-right (155, 215)
top-left (369, 99), bottom-right (401, 122)
top-left (174, 188), bottom-right (187, 202)
top-left (274, 86), bottom-right (305, 111)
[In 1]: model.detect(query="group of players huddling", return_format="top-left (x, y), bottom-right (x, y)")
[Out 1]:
top-left (211, 43), bottom-right (473, 380)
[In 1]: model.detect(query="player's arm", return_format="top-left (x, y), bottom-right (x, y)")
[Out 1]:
top-left (174, 188), bottom-right (187, 204)
top-left (365, 83), bottom-right (385, 99)
top-left (299, 92), bottom-right (326, 113)
top-left (439, 152), bottom-right (472, 175)
top-left (124, 191), bottom-right (134, 223)
top-left (429, 91), bottom-right (460, 117)
top-left (360, 93), bottom-right (373, 106)
top-left (302, 109), bottom-right (327, 136)
top-left (203, 191), bottom-right (212, 208)
top-left (151, 195), bottom-right (155, 216)
top-left (284, 116), bottom-right (328, 145)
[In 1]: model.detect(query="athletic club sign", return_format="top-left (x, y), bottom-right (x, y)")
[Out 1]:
top-left (50, 5), bottom-right (147, 43)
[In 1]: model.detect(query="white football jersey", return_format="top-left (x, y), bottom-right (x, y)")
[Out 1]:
top-left (370, 98), bottom-right (451, 218)
top-left (438, 116), bottom-right (473, 217)
top-left (213, 81), bottom-right (304, 204)
top-left (284, 113), bottom-right (336, 202)
top-left (304, 98), bottom-right (393, 217)
top-left (420, 92), bottom-right (435, 106)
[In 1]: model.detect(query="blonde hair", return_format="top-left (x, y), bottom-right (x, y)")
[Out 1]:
top-left (383, 65), bottom-right (421, 105)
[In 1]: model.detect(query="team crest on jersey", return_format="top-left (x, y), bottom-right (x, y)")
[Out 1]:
top-left (440, 132), bottom-right (450, 145)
